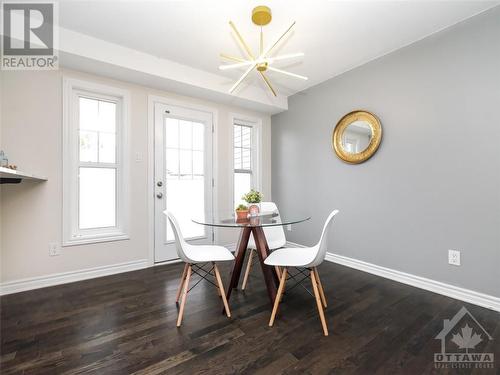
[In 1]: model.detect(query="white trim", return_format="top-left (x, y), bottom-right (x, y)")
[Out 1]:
top-left (62, 77), bottom-right (130, 246)
top-left (286, 241), bottom-right (307, 248)
top-left (147, 94), bottom-right (219, 265)
top-left (286, 241), bottom-right (500, 312)
top-left (324, 252), bottom-right (500, 312)
top-left (0, 259), bottom-right (148, 296)
top-left (229, 113), bottom-right (263, 208)
top-left (147, 96), bottom-right (155, 266)
top-left (152, 258), bottom-right (183, 266)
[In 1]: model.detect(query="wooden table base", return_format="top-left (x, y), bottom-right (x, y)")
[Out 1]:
top-left (225, 226), bottom-right (280, 309)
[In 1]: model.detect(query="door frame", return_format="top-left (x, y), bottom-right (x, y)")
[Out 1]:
top-left (147, 95), bottom-right (219, 266)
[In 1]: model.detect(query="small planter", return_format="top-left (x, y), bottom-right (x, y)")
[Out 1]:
top-left (236, 210), bottom-right (249, 221)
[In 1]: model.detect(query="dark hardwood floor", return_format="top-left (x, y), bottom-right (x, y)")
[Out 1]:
top-left (1, 260), bottom-right (499, 374)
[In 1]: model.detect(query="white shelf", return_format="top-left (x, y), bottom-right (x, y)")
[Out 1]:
top-left (0, 167), bottom-right (47, 183)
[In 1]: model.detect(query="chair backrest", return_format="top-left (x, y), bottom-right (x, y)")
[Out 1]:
top-left (165, 211), bottom-right (190, 263)
top-left (307, 209), bottom-right (339, 267)
top-left (254, 202), bottom-right (287, 249)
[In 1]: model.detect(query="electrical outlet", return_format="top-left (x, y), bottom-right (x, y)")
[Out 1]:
top-left (287, 224), bottom-right (292, 231)
top-left (135, 152), bottom-right (143, 162)
top-left (49, 242), bottom-right (61, 256)
top-left (448, 249), bottom-right (460, 266)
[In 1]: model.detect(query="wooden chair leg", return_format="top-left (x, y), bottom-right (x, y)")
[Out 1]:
top-left (311, 270), bottom-right (328, 336)
top-left (269, 268), bottom-right (288, 327)
top-left (213, 263), bottom-right (231, 318)
top-left (241, 249), bottom-right (254, 291)
top-left (278, 267), bottom-right (284, 302)
top-left (275, 266), bottom-right (282, 280)
top-left (176, 265), bottom-right (192, 327)
top-left (175, 264), bottom-right (189, 303)
top-left (313, 267), bottom-right (327, 308)
top-left (211, 267), bottom-right (221, 296)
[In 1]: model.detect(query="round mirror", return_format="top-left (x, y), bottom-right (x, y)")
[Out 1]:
top-left (332, 110), bottom-right (382, 164)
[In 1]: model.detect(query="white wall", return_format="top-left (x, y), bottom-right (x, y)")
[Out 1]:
top-left (0, 68), bottom-right (271, 285)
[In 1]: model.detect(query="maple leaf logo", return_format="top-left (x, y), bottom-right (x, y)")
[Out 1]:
top-left (451, 324), bottom-right (483, 353)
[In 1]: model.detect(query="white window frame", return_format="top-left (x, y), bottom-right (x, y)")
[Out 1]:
top-left (63, 77), bottom-right (130, 246)
top-left (230, 113), bottom-right (262, 208)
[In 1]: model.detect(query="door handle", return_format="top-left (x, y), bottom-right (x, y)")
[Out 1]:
top-left (157, 181), bottom-right (163, 187)
top-left (156, 192), bottom-right (163, 199)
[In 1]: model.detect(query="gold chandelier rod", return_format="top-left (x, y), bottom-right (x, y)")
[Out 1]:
top-left (229, 21), bottom-right (255, 60)
top-left (262, 21), bottom-right (296, 57)
top-left (259, 71), bottom-right (276, 97)
top-left (220, 53), bottom-right (247, 63)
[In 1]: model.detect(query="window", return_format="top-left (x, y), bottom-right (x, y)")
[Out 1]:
top-left (232, 117), bottom-right (261, 208)
top-left (63, 78), bottom-right (129, 245)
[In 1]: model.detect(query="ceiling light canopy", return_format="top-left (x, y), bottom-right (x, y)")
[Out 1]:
top-left (220, 5), bottom-right (307, 97)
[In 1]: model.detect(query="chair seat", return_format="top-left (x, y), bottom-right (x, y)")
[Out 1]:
top-left (264, 247), bottom-right (316, 267)
top-left (186, 244), bottom-right (235, 263)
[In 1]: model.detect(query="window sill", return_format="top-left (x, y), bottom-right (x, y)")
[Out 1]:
top-left (62, 233), bottom-right (130, 247)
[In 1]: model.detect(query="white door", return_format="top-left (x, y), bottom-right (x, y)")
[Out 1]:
top-left (154, 103), bottom-right (214, 262)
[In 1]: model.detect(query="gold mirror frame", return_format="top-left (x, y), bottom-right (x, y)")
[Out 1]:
top-left (332, 110), bottom-right (382, 164)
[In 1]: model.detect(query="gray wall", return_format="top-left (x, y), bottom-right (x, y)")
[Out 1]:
top-left (271, 7), bottom-right (500, 297)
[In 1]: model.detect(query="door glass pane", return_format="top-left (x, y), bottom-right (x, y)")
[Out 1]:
top-left (165, 118), bottom-right (178, 148)
top-left (234, 172), bottom-right (251, 208)
top-left (164, 117), bottom-right (206, 242)
top-left (193, 151), bottom-right (204, 176)
top-left (79, 167), bottom-right (116, 229)
top-left (179, 120), bottom-right (192, 149)
top-left (179, 149), bottom-right (192, 178)
top-left (166, 149), bottom-right (179, 179)
top-left (192, 122), bottom-right (204, 150)
top-left (166, 179), bottom-right (205, 241)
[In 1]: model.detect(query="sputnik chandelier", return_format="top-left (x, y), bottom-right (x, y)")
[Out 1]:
top-left (220, 5), bottom-right (307, 96)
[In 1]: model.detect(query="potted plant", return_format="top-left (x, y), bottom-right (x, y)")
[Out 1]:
top-left (242, 189), bottom-right (263, 216)
top-left (235, 204), bottom-right (249, 221)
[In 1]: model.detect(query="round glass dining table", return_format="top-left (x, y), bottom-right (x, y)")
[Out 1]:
top-left (193, 211), bottom-right (310, 308)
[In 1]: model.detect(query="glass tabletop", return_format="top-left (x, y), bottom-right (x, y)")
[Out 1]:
top-left (192, 211), bottom-right (311, 228)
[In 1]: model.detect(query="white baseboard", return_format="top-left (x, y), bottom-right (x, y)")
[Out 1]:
top-left (153, 258), bottom-right (183, 266)
top-left (324, 252), bottom-right (500, 312)
top-left (286, 241), bottom-right (307, 248)
top-left (288, 241), bottom-right (500, 312)
top-left (0, 259), bottom-right (149, 296)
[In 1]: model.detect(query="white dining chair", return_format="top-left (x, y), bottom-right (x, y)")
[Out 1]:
top-left (241, 202), bottom-right (287, 290)
top-left (264, 209), bottom-right (339, 336)
top-left (165, 211), bottom-right (235, 327)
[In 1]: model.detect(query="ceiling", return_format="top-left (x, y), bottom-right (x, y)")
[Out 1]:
top-left (58, 0), bottom-right (499, 109)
